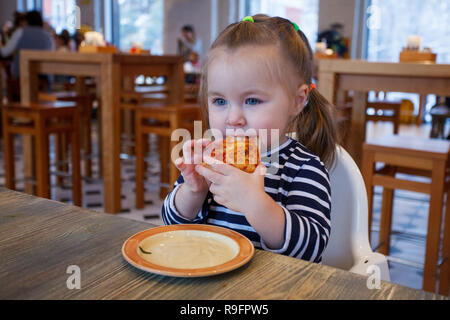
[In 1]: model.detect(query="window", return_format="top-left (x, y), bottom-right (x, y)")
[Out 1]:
top-left (42, 0), bottom-right (78, 34)
top-left (17, 0), bottom-right (41, 11)
top-left (116, 0), bottom-right (164, 54)
top-left (366, 0), bottom-right (450, 121)
top-left (245, 0), bottom-right (319, 48)
top-left (367, 0), bottom-right (450, 63)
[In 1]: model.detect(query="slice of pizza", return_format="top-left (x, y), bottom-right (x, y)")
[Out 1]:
top-left (205, 136), bottom-right (260, 173)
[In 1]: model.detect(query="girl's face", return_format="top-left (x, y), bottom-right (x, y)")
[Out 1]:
top-left (207, 45), bottom-right (308, 150)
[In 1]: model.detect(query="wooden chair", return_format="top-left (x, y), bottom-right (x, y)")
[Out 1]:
top-left (362, 135), bottom-right (450, 295)
top-left (134, 101), bottom-right (201, 206)
top-left (337, 100), bottom-right (401, 148)
top-left (120, 84), bottom-right (199, 157)
top-left (2, 101), bottom-right (81, 206)
top-left (365, 101), bottom-right (401, 134)
top-left (38, 91), bottom-right (94, 178)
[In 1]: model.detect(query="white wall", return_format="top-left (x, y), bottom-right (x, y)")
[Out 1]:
top-left (318, 0), bottom-right (356, 39)
top-left (163, 0), bottom-right (212, 58)
top-left (77, 0), bottom-right (96, 30)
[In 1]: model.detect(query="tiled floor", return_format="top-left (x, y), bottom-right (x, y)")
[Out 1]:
top-left (0, 120), bottom-right (443, 292)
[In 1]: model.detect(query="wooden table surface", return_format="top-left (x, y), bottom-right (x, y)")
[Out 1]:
top-left (19, 50), bottom-right (184, 213)
top-left (317, 59), bottom-right (450, 167)
top-left (0, 188), bottom-right (446, 300)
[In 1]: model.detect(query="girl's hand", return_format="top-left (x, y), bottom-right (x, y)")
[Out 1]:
top-left (174, 139), bottom-right (212, 194)
top-left (195, 156), bottom-right (267, 214)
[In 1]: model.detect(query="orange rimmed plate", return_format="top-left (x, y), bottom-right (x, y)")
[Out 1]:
top-left (122, 224), bottom-right (254, 277)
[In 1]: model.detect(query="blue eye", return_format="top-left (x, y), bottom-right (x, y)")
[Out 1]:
top-left (213, 98), bottom-right (227, 106)
top-left (245, 98), bottom-right (262, 105)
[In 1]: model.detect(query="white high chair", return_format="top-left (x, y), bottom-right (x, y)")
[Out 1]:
top-left (321, 146), bottom-right (390, 281)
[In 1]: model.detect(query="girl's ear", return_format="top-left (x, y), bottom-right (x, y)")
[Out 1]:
top-left (292, 84), bottom-right (309, 117)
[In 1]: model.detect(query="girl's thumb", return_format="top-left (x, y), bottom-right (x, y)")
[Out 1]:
top-left (254, 163), bottom-right (267, 176)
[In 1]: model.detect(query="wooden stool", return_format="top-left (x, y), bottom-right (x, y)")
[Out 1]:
top-left (38, 91), bottom-right (93, 178)
top-left (336, 100), bottom-right (401, 148)
top-left (366, 101), bottom-right (401, 134)
top-left (362, 136), bottom-right (450, 295)
top-left (2, 101), bottom-right (81, 206)
top-left (134, 102), bottom-right (201, 207)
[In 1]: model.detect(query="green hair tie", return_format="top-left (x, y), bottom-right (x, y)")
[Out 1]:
top-left (242, 16), bottom-right (254, 23)
top-left (292, 22), bottom-right (300, 31)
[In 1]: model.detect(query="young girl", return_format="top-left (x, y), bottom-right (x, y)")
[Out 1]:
top-left (162, 15), bottom-right (337, 263)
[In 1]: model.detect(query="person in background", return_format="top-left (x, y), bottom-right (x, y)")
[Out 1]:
top-left (70, 30), bottom-right (84, 51)
top-left (184, 51), bottom-right (201, 84)
top-left (0, 10), bottom-right (53, 79)
top-left (1, 21), bottom-right (13, 46)
top-left (55, 29), bottom-right (71, 52)
top-left (177, 24), bottom-right (202, 63)
top-left (317, 22), bottom-right (348, 58)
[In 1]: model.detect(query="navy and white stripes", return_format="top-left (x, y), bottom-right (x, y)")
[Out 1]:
top-left (161, 138), bottom-right (331, 263)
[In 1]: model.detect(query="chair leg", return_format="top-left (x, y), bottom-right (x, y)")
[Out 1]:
top-left (97, 103), bottom-right (103, 179)
top-left (169, 139), bottom-right (180, 189)
top-left (82, 99), bottom-right (93, 178)
top-left (55, 133), bottom-right (65, 186)
top-left (439, 189), bottom-right (450, 296)
top-left (35, 117), bottom-right (50, 199)
top-left (3, 121), bottom-right (16, 190)
top-left (423, 161), bottom-right (446, 293)
top-left (378, 166), bottom-right (396, 255)
top-left (159, 136), bottom-right (170, 199)
top-left (71, 114), bottom-right (82, 206)
top-left (61, 133), bottom-right (69, 184)
top-left (135, 114), bottom-right (145, 209)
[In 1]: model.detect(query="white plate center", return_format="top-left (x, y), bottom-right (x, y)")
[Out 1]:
top-left (138, 230), bottom-right (240, 269)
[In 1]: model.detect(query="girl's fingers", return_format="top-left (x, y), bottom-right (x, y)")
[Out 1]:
top-left (204, 156), bottom-right (238, 176)
top-left (182, 140), bottom-right (195, 164)
top-left (212, 194), bottom-right (225, 206)
top-left (183, 139), bottom-right (214, 164)
top-left (174, 157), bottom-right (185, 170)
top-left (253, 163), bottom-right (267, 176)
top-left (203, 138), bottom-right (223, 159)
top-left (193, 139), bottom-right (205, 165)
top-left (195, 164), bottom-right (224, 184)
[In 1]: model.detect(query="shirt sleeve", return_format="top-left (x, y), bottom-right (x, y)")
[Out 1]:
top-left (0, 28), bottom-right (22, 57)
top-left (161, 174), bottom-right (209, 225)
top-left (260, 157), bottom-right (331, 263)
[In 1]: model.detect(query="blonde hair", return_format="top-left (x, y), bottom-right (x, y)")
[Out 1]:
top-left (199, 14), bottom-right (338, 167)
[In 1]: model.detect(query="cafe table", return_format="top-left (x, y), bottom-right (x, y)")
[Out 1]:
top-left (0, 188), bottom-right (446, 300)
top-left (19, 50), bottom-right (185, 213)
top-left (317, 59), bottom-right (450, 167)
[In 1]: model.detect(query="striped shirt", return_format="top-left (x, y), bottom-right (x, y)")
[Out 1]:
top-left (161, 138), bottom-right (331, 263)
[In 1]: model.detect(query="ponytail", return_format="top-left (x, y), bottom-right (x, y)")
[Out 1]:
top-left (293, 88), bottom-right (338, 168)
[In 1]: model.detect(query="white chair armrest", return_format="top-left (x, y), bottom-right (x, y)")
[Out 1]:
top-left (349, 252), bottom-right (391, 282)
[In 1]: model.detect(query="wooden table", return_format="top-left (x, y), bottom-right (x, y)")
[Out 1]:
top-left (0, 188), bottom-right (446, 300)
top-left (317, 59), bottom-right (450, 167)
top-left (362, 136), bottom-right (450, 295)
top-left (19, 50), bottom-right (184, 213)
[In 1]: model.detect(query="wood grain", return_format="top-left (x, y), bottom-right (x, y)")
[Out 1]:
top-left (0, 188), bottom-right (446, 300)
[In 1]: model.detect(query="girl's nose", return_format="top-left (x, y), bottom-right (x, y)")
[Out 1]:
top-left (225, 106), bottom-right (246, 127)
